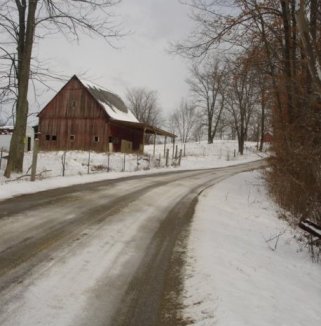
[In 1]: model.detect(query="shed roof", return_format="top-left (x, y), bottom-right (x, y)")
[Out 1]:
top-left (109, 120), bottom-right (176, 138)
top-left (0, 126), bottom-right (14, 135)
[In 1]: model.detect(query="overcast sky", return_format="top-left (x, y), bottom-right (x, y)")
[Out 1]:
top-left (34, 0), bottom-right (194, 120)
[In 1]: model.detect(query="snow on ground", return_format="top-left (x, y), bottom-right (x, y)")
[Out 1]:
top-left (183, 171), bottom-right (321, 326)
top-left (0, 140), bottom-right (266, 201)
top-left (1, 140), bottom-right (318, 325)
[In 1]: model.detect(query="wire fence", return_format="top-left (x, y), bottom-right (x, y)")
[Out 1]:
top-left (0, 140), bottom-right (260, 182)
top-left (145, 141), bottom-right (257, 160)
top-left (0, 146), bottom-right (183, 182)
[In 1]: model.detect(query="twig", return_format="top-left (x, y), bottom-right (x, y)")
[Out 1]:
top-left (5, 169), bottom-right (52, 182)
top-left (263, 230), bottom-right (286, 251)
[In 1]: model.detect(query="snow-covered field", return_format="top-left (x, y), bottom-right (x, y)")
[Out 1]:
top-left (0, 140), bottom-right (264, 201)
top-left (183, 171), bottom-right (321, 325)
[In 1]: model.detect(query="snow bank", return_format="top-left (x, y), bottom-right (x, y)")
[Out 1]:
top-left (183, 171), bottom-right (321, 326)
top-left (0, 141), bottom-right (265, 201)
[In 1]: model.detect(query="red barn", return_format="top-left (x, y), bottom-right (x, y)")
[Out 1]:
top-left (38, 75), bottom-right (175, 153)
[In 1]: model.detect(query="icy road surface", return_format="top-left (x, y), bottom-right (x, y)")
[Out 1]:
top-left (0, 160), bottom-right (265, 326)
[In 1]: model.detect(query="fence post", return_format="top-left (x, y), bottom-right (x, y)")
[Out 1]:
top-left (62, 151), bottom-right (67, 176)
top-left (0, 147), bottom-right (3, 170)
top-left (123, 153), bottom-right (126, 172)
top-left (107, 152), bottom-right (110, 172)
top-left (172, 137), bottom-right (175, 159)
top-left (153, 133), bottom-right (156, 158)
top-left (166, 148), bottom-right (169, 167)
top-left (87, 150), bottom-right (91, 174)
top-left (137, 154), bottom-right (139, 170)
top-left (30, 139), bottom-right (39, 181)
top-left (175, 145), bottom-right (178, 159)
top-left (178, 149), bottom-right (183, 166)
top-left (158, 153), bottom-right (161, 167)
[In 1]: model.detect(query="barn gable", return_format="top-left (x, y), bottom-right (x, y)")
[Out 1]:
top-left (38, 76), bottom-right (108, 121)
top-left (38, 76), bottom-right (112, 151)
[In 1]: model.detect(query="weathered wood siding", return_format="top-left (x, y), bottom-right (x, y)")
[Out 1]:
top-left (38, 78), bottom-right (110, 152)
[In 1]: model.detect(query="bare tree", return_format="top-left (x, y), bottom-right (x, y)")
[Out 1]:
top-left (225, 56), bottom-right (259, 155)
top-left (0, 0), bottom-right (122, 177)
top-left (169, 99), bottom-right (199, 143)
top-left (126, 87), bottom-right (163, 127)
top-left (187, 59), bottom-right (226, 144)
top-left (176, 0), bottom-right (321, 225)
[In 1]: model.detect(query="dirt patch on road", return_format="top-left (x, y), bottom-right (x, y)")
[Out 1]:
top-left (158, 214), bottom-right (195, 326)
top-left (111, 195), bottom-right (198, 326)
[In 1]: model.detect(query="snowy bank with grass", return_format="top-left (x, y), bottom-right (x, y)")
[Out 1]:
top-left (0, 140), bottom-right (265, 201)
top-left (183, 171), bottom-right (321, 326)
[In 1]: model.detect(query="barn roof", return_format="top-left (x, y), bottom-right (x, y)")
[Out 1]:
top-left (78, 78), bottom-right (139, 123)
top-left (77, 76), bottom-right (176, 138)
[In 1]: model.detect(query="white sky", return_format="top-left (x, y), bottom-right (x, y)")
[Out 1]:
top-left (33, 0), bottom-right (194, 120)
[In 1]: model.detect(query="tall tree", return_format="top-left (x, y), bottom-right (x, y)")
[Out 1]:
top-left (187, 59), bottom-right (226, 143)
top-left (176, 0), bottom-right (321, 224)
top-left (226, 56), bottom-right (258, 154)
top-left (126, 87), bottom-right (163, 127)
top-left (295, 0), bottom-right (321, 94)
top-left (0, 0), bottom-right (122, 177)
top-left (169, 99), bottom-right (199, 143)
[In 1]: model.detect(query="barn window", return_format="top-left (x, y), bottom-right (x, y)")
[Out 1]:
top-left (94, 136), bottom-right (100, 143)
top-left (52, 135), bottom-right (57, 141)
top-left (45, 135), bottom-right (50, 141)
top-left (70, 135), bottom-right (75, 141)
top-left (68, 99), bottom-right (77, 110)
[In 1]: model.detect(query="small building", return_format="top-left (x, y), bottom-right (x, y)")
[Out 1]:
top-left (0, 126), bottom-right (34, 151)
top-left (263, 132), bottom-right (273, 143)
top-left (38, 75), bottom-right (175, 153)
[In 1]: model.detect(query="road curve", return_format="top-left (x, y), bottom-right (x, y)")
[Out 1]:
top-left (0, 160), bottom-right (265, 326)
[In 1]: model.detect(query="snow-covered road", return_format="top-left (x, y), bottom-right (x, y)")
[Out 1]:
top-left (0, 160), bottom-right (264, 326)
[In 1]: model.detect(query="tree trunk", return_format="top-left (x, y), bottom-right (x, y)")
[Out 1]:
top-left (238, 136), bottom-right (244, 155)
top-left (210, 98), bottom-right (225, 142)
top-left (280, 0), bottom-right (296, 122)
top-left (207, 113), bottom-right (213, 144)
top-left (4, 0), bottom-right (38, 177)
top-left (259, 94), bottom-right (265, 152)
top-left (295, 0), bottom-right (321, 93)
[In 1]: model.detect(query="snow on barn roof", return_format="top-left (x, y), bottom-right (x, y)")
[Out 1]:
top-left (78, 78), bottom-right (139, 123)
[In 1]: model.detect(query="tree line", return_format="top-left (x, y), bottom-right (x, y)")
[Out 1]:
top-left (171, 0), bottom-right (321, 226)
top-left (127, 55), bottom-right (270, 156)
